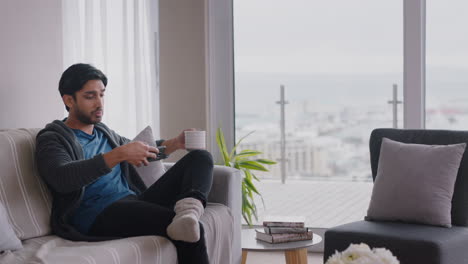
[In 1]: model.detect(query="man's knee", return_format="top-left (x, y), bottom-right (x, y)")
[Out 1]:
top-left (186, 150), bottom-right (214, 167)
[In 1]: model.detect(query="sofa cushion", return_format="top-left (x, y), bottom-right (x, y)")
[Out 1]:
top-left (0, 129), bottom-right (52, 240)
top-left (366, 138), bottom-right (466, 227)
top-left (324, 220), bottom-right (468, 264)
top-left (370, 129), bottom-right (468, 226)
top-left (0, 202), bottom-right (22, 252)
top-left (132, 126), bottom-right (166, 187)
top-left (0, 202), bottom-right (234, 264)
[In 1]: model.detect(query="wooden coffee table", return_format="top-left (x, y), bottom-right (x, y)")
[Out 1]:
top-left (241, 229), bottom-right (322, 264)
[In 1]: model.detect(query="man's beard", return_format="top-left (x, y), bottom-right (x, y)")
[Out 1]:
top-left (74, 107), bottom-right (102, 125)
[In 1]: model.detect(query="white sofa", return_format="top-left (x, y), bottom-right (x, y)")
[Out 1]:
top-left (0, 128), bottom-right (242, 264)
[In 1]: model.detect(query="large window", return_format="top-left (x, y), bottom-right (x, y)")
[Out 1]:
top-left (210, 0), bottom-right (468, 228)
top-left (234, 1), bottom-right (403, 183)
top-left (426, 1), bottom-right (468, 129)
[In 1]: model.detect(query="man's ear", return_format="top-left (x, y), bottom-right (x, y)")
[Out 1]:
top-left (62, 95), bottom-right (75, 110)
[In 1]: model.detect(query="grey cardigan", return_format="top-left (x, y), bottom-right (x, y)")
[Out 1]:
top-left (36, 120), bottom-right (160, 241)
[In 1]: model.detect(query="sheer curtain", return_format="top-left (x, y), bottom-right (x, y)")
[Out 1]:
top-left (62, 0), bottom-right (159, 138)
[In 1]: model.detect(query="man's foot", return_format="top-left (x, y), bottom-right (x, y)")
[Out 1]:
top-left (167, 198), bottom-right (204, 242)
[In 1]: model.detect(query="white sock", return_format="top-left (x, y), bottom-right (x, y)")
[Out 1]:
top-left (166, 198), bottom-right (204, 242)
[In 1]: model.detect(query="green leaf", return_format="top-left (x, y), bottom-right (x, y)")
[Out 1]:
top-left (234, 150), bottom-right (263, 161)
top-left (216, 127), bottom-right (230, 166)
top-left (243, 211), bottom-right (253, 226)
top-left (239, 149), bottom-right (259, 153)
top-left (251, 173), bottom-right (260, 181)
top-left (252, 203), bottom-right (259, 219)
top-left (256, 158), bottom-right (277, 165)
top-left (242, 207), bottom-right (252, 225)
top-left (239, 160), bottom-right (268, 171)
top-left (244, 197), bottom-right (254, 211)
top-left (229, 131), bottom-right (255, 159)
top-left (247, 192), bottom-right (254, 203)
top-left (244, 177), bottom-right (260, 195)
top-left (242, 168), bottom-right (252, 180)
top-left (241, 183), bottom-right (249, 206)
top-left (215, 127), bottom-right (279, 226)
top-left (259, 194), bottom-right (266, 211)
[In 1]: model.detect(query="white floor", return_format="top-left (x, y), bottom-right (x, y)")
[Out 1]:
top-left (244, 180), bottom-right (373, 253)
top-left (251, 180), bottom-right (373, 228)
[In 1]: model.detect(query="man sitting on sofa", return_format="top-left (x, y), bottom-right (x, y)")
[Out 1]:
top-left (36, 63), bottom-right (213, 264)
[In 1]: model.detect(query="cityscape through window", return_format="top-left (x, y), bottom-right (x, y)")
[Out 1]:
top-left (234, 1), bottom-right (403, 184)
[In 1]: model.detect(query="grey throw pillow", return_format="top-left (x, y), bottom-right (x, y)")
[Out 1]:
top-left (132, 126), bottom-right (166, 187)
top-left (0, 202), bottom-right (22, 252)
top-left (366, 137), bottom-right (466, 227)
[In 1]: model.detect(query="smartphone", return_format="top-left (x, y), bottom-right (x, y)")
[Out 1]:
top-left (148, 146), bottom-right (168, 162)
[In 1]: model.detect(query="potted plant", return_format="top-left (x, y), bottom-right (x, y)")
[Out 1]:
top-left (216, 127), bottom-right (277, 225)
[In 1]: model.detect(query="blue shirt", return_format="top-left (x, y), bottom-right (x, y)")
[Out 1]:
top-left (70, 128), bottom-right (135, 234)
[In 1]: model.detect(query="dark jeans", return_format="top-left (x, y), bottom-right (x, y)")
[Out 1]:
top-left (88, 150), bottom-right (214, 264)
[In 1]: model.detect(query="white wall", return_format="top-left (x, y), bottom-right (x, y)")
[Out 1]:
top-left (0, 0), bottom-right (210, 144)
top-left (159, 0), bottom-right (207, 161)
top-left (0, 0), bottom-right (64, 129)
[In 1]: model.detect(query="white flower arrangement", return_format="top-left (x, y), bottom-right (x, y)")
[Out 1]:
top-left (325, 243), bottom-right (400, 264)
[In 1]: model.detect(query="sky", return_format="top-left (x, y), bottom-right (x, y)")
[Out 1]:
top-left (233, 0), bottom-right (468, 74)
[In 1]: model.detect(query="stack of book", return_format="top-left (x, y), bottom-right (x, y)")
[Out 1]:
top-left (255, 216), bottom-right (313, 244)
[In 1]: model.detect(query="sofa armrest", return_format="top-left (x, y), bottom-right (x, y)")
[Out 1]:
top-left (208, 165), bottom-right (242, 264)
top-left (208, 166), bottom-right (241, 205)
top-left (163, 163), bottom-right (242, 264)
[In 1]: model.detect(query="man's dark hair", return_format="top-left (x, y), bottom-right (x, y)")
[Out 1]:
top-left (58, 63), bottom-right (108, 111)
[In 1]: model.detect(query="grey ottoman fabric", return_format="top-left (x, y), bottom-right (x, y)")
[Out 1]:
top-left (324, 221), bottom-right (468, 264)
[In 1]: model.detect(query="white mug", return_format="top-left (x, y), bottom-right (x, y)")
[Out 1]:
top-left (185, 131), bottom-right (206, 150)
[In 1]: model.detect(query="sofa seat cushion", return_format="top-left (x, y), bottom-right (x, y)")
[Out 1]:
top-left (0, 203), bottom-right (233, 264)
top-left (0, 235), bottom-right (177, 264)
top-left (324, 220), bottom-right (468, 264)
